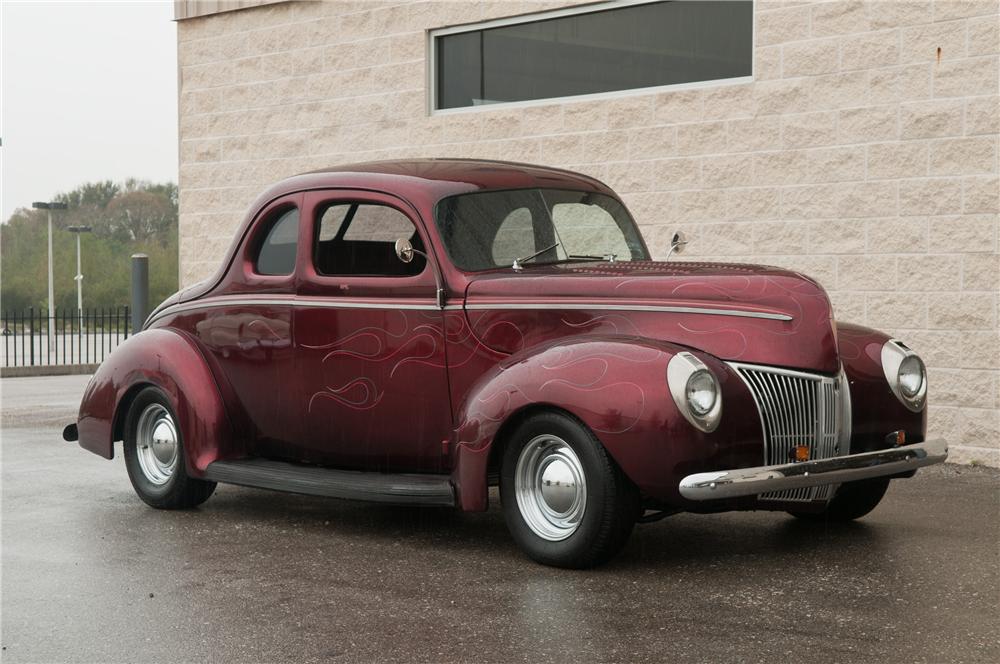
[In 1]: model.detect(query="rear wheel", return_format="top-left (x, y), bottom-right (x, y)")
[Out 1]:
top-left (123, 387), bottom-right (216, 509)
top-left (788, 477), bottom-right (890, 522)
top-left (500, 411), bottom-right (640, 569)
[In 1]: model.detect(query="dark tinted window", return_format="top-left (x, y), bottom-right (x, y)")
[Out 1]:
top-left (254, 208), bottom-right (298, 276)
top-left (314, 203), bottom-right (426, 276)
top-left (434, 189), bottom-right (649, 272)
top-left (435, 0), bottom-right (752, 110)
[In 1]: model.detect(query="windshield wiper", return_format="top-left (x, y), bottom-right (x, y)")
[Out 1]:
top-left (568, 253), bottom-right (617, 263)
top-left (512, 242), bottom-right (560, 271)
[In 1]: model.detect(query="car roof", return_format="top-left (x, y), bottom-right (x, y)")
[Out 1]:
top-left (247, 159), bottom-right (614, 215)
top-left (194, 159), bottom-right (620, 307)
top-left (309, 159), bottom-right (609, 190)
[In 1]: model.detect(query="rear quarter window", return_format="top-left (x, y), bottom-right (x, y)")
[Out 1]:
top-left (254, 208), bottom-right (299, 276)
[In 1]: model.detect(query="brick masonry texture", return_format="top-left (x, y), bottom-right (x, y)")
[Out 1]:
top-left (176, 0), bottom-right (1000, 465)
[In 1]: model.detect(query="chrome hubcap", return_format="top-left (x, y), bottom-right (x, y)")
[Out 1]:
top-left (135, 404), bottom-right (178, 485)
top-left (514, 435), bottom-right (587, 541)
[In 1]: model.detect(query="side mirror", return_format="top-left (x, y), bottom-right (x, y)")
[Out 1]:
top-left (393, 237), bottom-right (445, 309)
top-left (667, 231), bottom-right (688, 260)
top-left (394, 238), bottom-right (415, 263)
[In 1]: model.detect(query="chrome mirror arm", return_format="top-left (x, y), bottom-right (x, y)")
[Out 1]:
top-left (395, 238), bottom-right (446, 309)
top-left (665, 231), bottom-right (688, 261)
top-left (412, 248), bottom-right (446, 309)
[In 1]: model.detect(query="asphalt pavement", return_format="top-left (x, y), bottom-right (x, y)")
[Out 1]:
top-left (2, 374), bottom-right (998, 663)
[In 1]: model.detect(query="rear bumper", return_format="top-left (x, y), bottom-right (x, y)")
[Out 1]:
top-left (679, 439), bottom-right (948, 501)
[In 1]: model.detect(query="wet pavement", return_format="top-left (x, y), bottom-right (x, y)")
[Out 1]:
top-left (2, 375), bottom-right (998, 663)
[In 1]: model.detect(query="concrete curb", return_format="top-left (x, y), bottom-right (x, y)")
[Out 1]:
top-left (1, 364), bottom-right (98, 378)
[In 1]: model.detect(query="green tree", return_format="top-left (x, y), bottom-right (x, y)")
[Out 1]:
top-left (1, 178), bottom-right (179, 313)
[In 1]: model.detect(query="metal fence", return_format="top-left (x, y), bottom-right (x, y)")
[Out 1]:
top-left (1, 307), bottom-right (130, 368)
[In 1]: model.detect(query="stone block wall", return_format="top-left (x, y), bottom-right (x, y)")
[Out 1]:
top-left (177, 0), bottom-right (1000, 464)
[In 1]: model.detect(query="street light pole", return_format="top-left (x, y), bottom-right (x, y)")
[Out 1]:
top-left (32, 201), bottom-right (68, 349)
top-left (67, 226), bottom-right (92, 311)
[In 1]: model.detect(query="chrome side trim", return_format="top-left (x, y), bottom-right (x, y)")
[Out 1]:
top-left (464, 303), bottom-right (792, 320)
top-left (147, 296), bottom-right (446, 326)
top-left (292, 299), bottom-right (440, 311)
top-left (679, 439), bottom-right (948, 501)
top-left (147, 296), bottom-right (793, 326)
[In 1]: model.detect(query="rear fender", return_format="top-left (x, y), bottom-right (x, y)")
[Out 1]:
top-left (76, 328), bottom-right (234, 476)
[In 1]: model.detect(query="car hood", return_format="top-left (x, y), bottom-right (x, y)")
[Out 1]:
top-left (463, 261), bottom-right (840, 374)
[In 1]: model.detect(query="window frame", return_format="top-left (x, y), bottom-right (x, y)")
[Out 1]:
top-left (431, 186), bottom-right (652, 274)
top-left (240, 195), bottom-right (302, 291)
top-left (427, 0), bottom-right (755, 115)
top-left (299, 190), bottom-right (437, 296)
top-left (311, 200), bottom-right (428, 278)
top-left (252, 206), bottom-right (300, 277)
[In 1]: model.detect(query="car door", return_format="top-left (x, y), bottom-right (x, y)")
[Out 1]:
top-left (194, 193), bottom-right (302, 459)
top-left (293, 190), bottom-right (452, 473)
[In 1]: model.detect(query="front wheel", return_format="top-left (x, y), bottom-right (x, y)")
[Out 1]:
top-left (500, 411), bottom-right (640, 569)
top-left (788, 477), bottom-right (890, 522)
top-left (123, 386), bottom-right (216, 510)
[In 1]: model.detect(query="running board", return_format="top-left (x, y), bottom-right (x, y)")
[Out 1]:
top-left (203, 459), bottom-right (455, 507)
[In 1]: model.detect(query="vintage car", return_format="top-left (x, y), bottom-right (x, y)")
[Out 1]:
top-left (65, 159), bottom-right (947, 568)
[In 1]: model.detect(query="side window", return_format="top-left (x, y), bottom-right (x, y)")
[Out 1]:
top-left (491, 207), bottom-right (534, 265)
top-left (317, 205), bottom-right (350, 241)
top-left (255, 207), bottom-right (299, 276)
top-left (314, 202), bottom-right (426, 276)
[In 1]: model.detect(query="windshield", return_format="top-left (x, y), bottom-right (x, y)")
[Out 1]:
top-left (434, 188), bottom-right (650, 272)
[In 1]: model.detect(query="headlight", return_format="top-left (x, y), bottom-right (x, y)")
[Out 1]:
top-left (686, 371), bottom-right (718, 415)
top-left (898, 355), bottom-right (925, 398)
top-left (881, 340), bottom-right (927, 412)
top-left (668, 352), bottom-right (722, 432)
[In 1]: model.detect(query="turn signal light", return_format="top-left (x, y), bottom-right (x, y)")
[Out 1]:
top-left (885, 430), bottom-right (906, 446)
top-left (792, 445), bottom-right (810, 462)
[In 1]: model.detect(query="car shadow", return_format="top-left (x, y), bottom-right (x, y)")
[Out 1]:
top-left (198, 483), bottom-right (517, 553)
top-left (615, 512), bottom-right (887, 571)
top-left (181, 484), bottom-right (888, 570)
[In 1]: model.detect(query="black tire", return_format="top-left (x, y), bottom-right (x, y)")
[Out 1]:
top-left (500, 411), bottom-right (640, 569)
top-left (788, 477), bottom-right (890, 522)
top-left (123, 386), bottom-right (216, 510)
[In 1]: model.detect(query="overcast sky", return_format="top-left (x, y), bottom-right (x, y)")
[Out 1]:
top-left (1, 1), bottom-right (178, 221)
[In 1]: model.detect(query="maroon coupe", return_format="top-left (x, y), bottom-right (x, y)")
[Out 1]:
top-left (66, 160), bottom-right (947, 568)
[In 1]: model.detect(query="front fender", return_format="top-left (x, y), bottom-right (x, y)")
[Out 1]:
top-left (76, 328), bottom-right (234, 476)
top-left (837, 322), bottom-right (927, 452)
top-left (450, 336), bottom-right (762, 511)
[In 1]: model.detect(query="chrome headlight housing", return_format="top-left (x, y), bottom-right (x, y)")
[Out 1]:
top-left (667, 352), bottom-right (722, 432)
top-left (881, 340), bottom-right (927, 412)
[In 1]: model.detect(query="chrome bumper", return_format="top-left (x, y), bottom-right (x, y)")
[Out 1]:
top-left (679, 439), bottom-right (948, 501)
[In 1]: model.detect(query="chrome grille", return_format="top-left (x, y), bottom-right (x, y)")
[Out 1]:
top-left (731, 363), bottom-right (850, 502)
